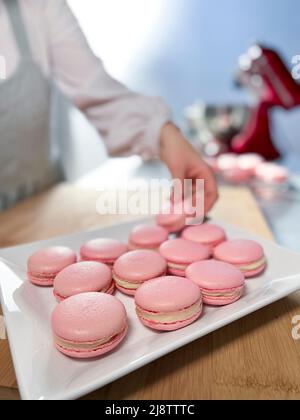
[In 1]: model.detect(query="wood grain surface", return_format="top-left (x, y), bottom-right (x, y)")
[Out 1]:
top-left (0, 184), bottom-right (300, 400)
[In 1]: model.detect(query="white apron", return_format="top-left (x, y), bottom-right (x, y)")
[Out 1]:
top-left (0, 0), bottom-right (62, 211)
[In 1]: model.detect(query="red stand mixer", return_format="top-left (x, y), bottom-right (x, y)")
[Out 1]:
top-left (233, 44), bottom-right (300, 160)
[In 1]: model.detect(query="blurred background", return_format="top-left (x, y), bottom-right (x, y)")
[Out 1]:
top-left (62, 0), bottom-right (300, 179)
top-left (52, 0), bottom-right (300, 251)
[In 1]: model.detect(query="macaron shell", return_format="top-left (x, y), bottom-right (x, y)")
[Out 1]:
top-left (28, 247), bottom-right (77, 276)
top-left (80, 239), bottom-right (128, 262)
top-left (138, 310), bottom-right (202, 332)
top-left (53, 262), bottom-right (112, 299)
top-left (53, 279), bottom-right (115, 302)
top-left (135, 276), bottom-right (202, 313)
top-left (129, 225), bottom-right (169, 249)
top-left (214, 240), bottom-right (265, 265)
top-left (160, 239), bottom-right (211, 265)
top-left (182, 224), bottom-right (226, 248)
top-left (186, 260), bottom-right (245, 290)
top-left (52, 293), bottom-right (127, 343)
top-left (113, 250), bottom-right (167, 283)
top-left (54, 325), bottom-right (128, 359)
top-left (156, 213), bottom-right (186, 233)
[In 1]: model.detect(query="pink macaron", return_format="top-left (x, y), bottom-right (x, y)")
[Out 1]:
top-left (129, 224), bottom-right (169, 250)
top-left (237, 153), bottom-right (265, 175)
top-left (52, 293), bottom-right (128, 359)
top-left (217, 153), bottom-right (252, 184)
top-left (156, 212), bottom-right (187, 234)
top-left (222, 167), bottom-right (253, 184)
top-left (53, 261), bottom-right (114, 302)
top-left (113, 250), bottom-right (167, 296)
top-left (159, 238), bottom-right (211, 277)
top-left (80, 238), bottom-right (128, 267)
top-left (214, 239), bottom-right (267, 278)
top-left (156, 199), bottom-right (196, 234)
top-left (135, 276), bottom-right (203, 331)
top-left (27, 246), bottom-right (77, 287)
top-left (217, 153), bottom-right (239, 172)
top-left (186, 260), bottom-right (245, 306)
top-left (182, 223), bottom-right (227, 250)
top-left (254, 163), bottom-right (289, 185)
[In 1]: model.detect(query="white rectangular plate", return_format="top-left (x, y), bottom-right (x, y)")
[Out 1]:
top-left (1, 219), bottom-right (300, 400)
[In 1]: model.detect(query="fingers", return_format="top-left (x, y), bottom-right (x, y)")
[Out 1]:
top-left (169, 166), bottom-right (185, 203)
top-left (167, 160), bottom-right (219, 214)
top-left (189, 162), bottom-right (219, 214)
top-left (203, 168), bottom-right (219, 213)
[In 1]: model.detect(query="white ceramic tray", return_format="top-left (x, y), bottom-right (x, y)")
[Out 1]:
top-left (1, 219), bottom-right (300, 400)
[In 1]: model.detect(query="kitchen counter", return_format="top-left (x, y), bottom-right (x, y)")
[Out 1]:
top-left (258, 188), bottom-right (300, 253)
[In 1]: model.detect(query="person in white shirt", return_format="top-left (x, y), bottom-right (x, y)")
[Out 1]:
top-left (0, 0), bottom-right (218, 212)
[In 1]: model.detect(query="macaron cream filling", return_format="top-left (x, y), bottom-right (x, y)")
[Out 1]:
top-left (113, 269), bottom-right (166, 291)
top-left (113, 274), bottom-right (142, 290)
top-left (201, 286), bottom-right (244, 301)
top-left (54, 325), bottom-right (127, 352)
top-left (167, 262), bottom-right (189, 271)
top-left (136, 300), bottom-right (202, 324)
top-left (235, 256), bottom-right (266, 272)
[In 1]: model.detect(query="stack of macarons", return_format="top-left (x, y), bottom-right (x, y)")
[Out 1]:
top-left (254, 162), bottom-right (289, 186)
top-left (156, 200), bottom-right (196, 234)
top-left (52, 293), bottom-right (128, 358)
top-left (27, 239), bottom-right (131, 359)
top-left (181, 223), bottom-right (227, 251)
top-left (128, 224), bottom-right (168, 250)
top-left (159, 238), bottom-right (211, 277)
top-left (27, 246), bottom-right (77, 287)
top-left (112, 250), bottom-right (167, 296)
top-left (207, 152), bottom-right (290, 187)
top-left (80, 238), bottom-right (128, 267)
top-left (26, 220), bottom-right (268, 359)
top-left (53, 261), bottom-right (115, 302)
top-left (213, 239), bottom-right (267, 278)
top-left (135, 276), bottom-right (203, 331)
top-left (186, 260), bottom-right (245, 306)
top-left (216, 153), bottom-right (265, 184)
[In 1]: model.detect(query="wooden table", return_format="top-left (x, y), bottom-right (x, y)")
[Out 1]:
top-left (1, 184), bottom-right (300, 400)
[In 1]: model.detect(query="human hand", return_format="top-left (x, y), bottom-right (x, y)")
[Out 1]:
top-left (160, 123), bottom-right (218, 214)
